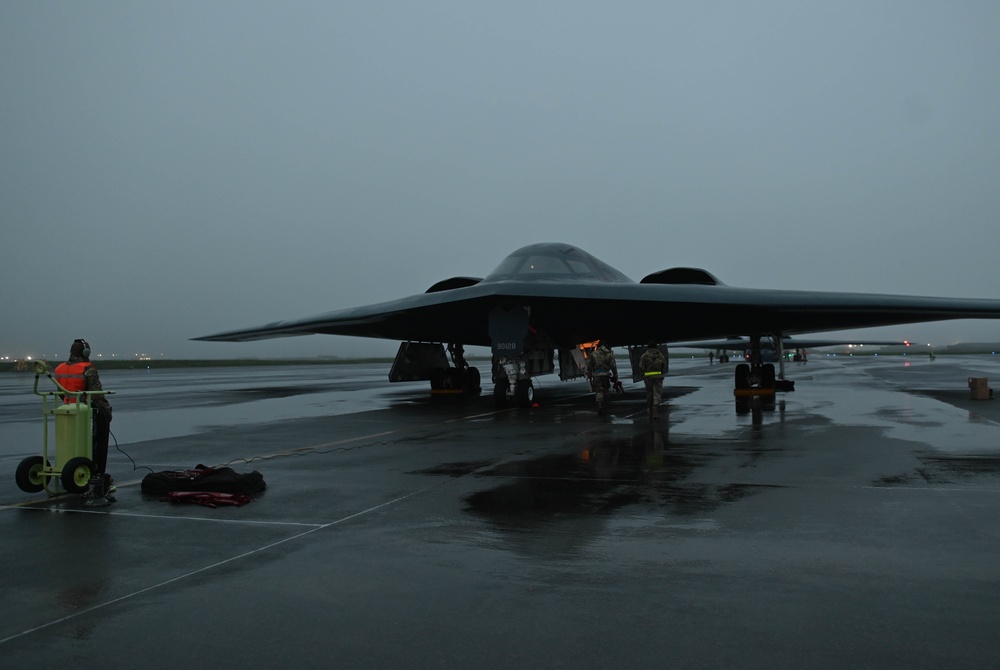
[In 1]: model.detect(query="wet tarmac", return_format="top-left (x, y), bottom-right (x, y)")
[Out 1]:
top-left (2, 356), bottom-right (1000, 668)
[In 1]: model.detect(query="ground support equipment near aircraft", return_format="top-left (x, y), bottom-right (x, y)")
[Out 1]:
top-left (14, 361), bottom-right (114, 497)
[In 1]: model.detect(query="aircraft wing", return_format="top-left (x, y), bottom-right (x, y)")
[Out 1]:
top-left (669, 337), bottom-right (910, 351)
top-left (195, 243), bottom-right (1000, 353)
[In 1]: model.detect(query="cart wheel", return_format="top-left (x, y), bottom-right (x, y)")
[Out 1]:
top-left (16, 456), bottom-right (47, 493)
top-left (61, 457), bottom-right (95, 494)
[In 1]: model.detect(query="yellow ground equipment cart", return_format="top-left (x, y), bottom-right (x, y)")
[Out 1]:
top-left (14, 361), bottom-right (114, 496)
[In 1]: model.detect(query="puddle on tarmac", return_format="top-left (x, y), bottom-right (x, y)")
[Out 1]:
top-left (439, 430), bottom-right (787, 523)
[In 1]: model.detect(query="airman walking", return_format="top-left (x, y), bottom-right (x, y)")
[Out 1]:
top-left (586, 342), bottom-right (618, 415)
top-left (639, 342), bottom-right (666, 420)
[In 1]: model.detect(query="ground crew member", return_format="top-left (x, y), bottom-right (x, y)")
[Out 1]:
top-left (586, 342), bottom-right (618, 415)
top-left (639, 342), bottom-right (666, 420)
top-left (54, 339), bottom-right (114, 501)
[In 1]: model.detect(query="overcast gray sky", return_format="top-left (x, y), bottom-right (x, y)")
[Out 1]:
top-left (3, 1), bottom-right (999, 361)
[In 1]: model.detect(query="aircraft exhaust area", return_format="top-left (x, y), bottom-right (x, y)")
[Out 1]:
top-left (2, 358), bottom-right (1000, 668)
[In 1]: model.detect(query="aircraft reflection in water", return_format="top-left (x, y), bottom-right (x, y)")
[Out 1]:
top-left (450, 425), bottom-right (784, 556)
top-left (196, 243), bottom-right (1000, 414)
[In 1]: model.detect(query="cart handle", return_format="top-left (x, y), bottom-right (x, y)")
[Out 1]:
top-left (32, 362), bottom-right (114, 404)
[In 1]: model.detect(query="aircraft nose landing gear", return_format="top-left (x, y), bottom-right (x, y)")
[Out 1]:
top-left (492, 357), bottom-right (535, 408)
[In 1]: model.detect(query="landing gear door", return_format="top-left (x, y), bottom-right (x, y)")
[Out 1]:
top-left (627, 345), bottom-right (669, 383)
top-left (389, 342), bottom-right (449, 382)
top-left (489, 306), bottom-right (530, 358)
top-left (559, 349), bottom-right (587, 381)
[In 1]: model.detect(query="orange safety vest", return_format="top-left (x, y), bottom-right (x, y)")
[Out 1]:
top-left (54, 361), bottom-right (92, 402)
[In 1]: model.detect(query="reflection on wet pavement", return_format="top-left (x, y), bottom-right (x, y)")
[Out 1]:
top-left (5, 358), bottom-right (1000, 668)
top-left (461, 429), bottom-right (784, 523)
top-left (876, 452), bottom-right (1000, 486)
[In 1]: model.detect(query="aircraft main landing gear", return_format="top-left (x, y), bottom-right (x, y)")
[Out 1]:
top-left (734, 363), bottom-right (776, 416)
top-left (430, 366), bottom-right (481, 396)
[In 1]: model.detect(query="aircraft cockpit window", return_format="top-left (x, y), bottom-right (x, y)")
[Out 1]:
top-left (489, 257), bottom-right (522, 276)
top-left (485, 243), bottom-right (635, 283)
top-left (522, 256), bottom-right (570, 273)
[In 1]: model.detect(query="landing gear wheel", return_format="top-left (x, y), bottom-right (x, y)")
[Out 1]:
top-left (16, 456), bottom-right (46, 493)
top-left (429, 368), bottom-right (447, 391)
top-left (514, 379), bottom-right (534, 407)
top-left (463, 367), bottom-right (481, 396)
top-left (735, 363), bottom-right (751, 389)
top-left (493, 382), bottom-right (509, 407)
top-left (761, 364), bottom-right (776, 389)
top-left (61, 457), bottom-right (95, 494)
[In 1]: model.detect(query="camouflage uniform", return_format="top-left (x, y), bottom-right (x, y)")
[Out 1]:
top-left (639, 344), bottom-right (666, 420)
top-left (586, 344), bottom-right (618, 414)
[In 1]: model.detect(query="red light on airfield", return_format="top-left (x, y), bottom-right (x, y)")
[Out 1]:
top-left (904, 340), bottom-right (910, 347)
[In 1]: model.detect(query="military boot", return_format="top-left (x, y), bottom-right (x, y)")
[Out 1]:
top-left (83, 472), bottom-right (115, 507)
top-left (104, 473), bottom-right (117, 503)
